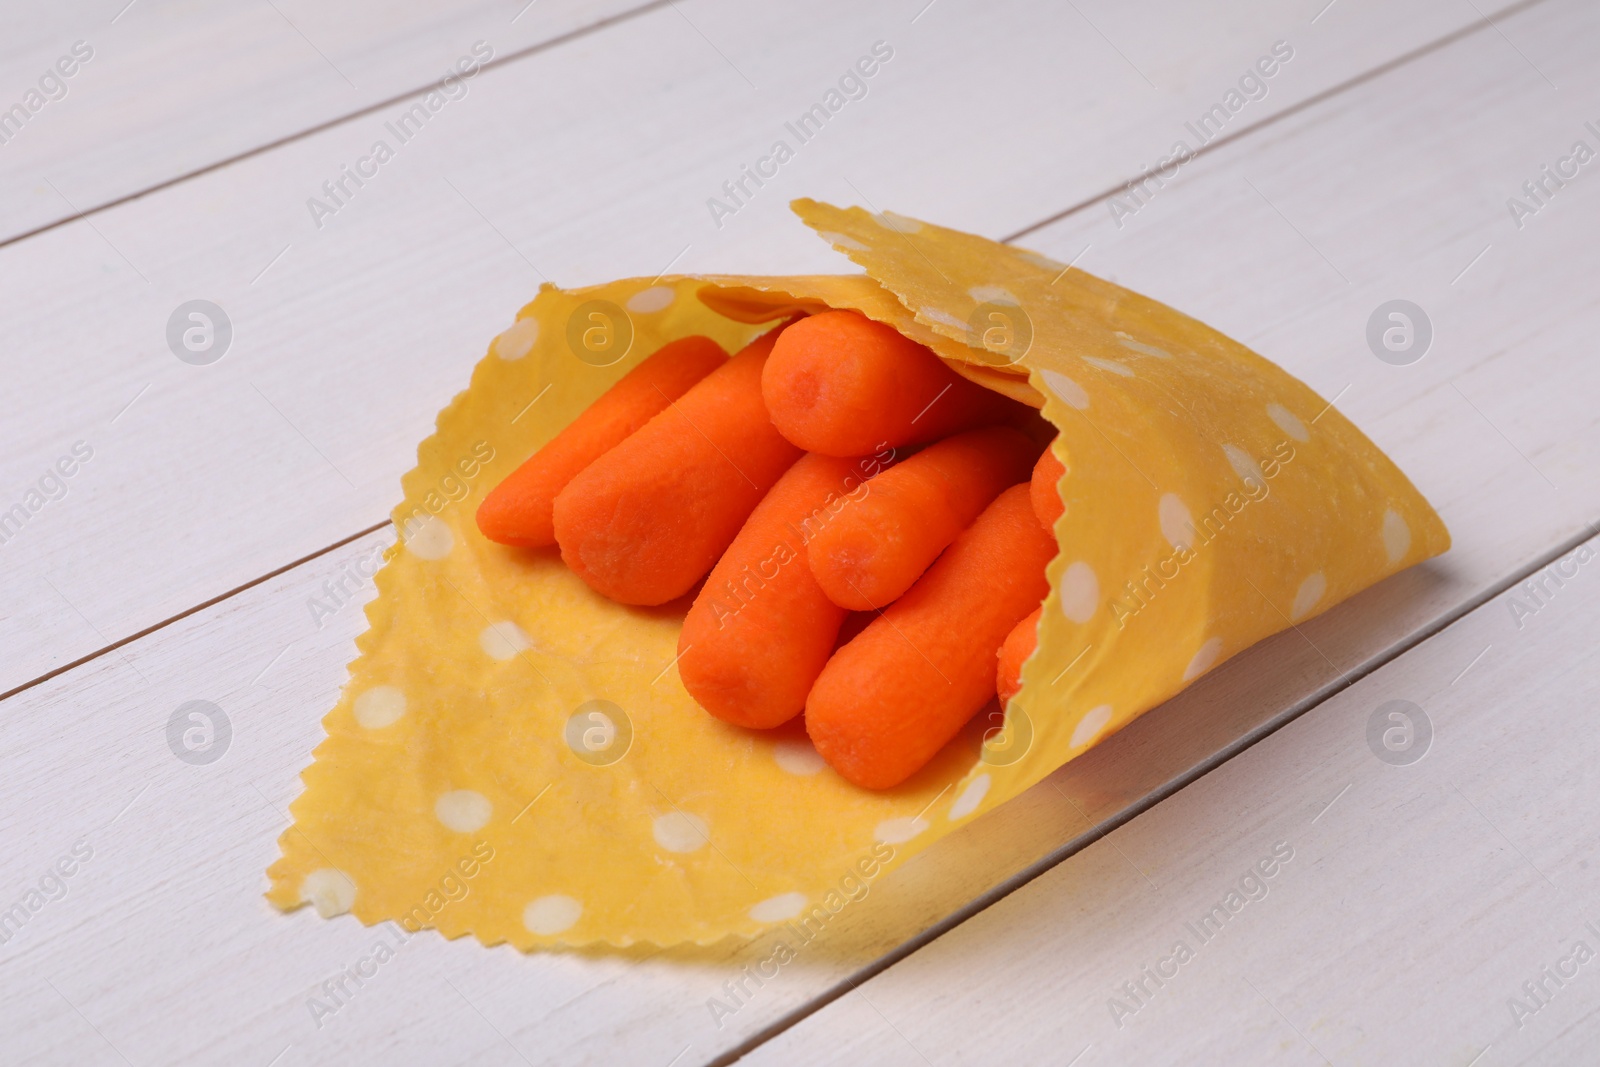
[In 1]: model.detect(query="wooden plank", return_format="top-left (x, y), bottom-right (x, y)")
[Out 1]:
top-left (738, 505), bottom-right (1600, 1067)
top-left (0, 0), bottom-right (1505, 696)
top-left (935, 0), bottom-right (1600, 842)
top-left (0, 1), bottom-right (1592, 1065)
top-left (0, 521), bottom-right (1101, 1066)
top-left (0, 0), bottom-right (655, 244)
top-left (0, 0), bottom-right (1490, 247)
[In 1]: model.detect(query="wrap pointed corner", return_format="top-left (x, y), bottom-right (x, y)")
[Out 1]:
top-left (786, 198), bottom-right (1449, 784)
top-left (265, 204), bottom-right (1449, 948)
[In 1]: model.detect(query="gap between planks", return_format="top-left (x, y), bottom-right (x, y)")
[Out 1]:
top-left (0, 0), bottom-right (1557, 706)
top-left (1001, 0), bottom-right (1551, 244)
top-left (0, 0), bottom-right (678, 255)
top-left (1, 3), bottom-right (1584, 1058)
top-left (703, 524), bottom-right (1600, 1065)
top-left (0, 520), bottom-right (388, 706)
top-left (0, 0), bottom-right (1549, 259)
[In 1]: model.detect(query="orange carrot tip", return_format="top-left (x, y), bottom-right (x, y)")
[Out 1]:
top-left (806, 425), bottom-right (1038, 610)
top-left (762, 309), bottom-right (1020, 456)
top-left (1030, 440), bottom-right (1066, 530)
top-left (805, 483), bottom-right (1058, 789)
top-left (476, 335), bottom-right (727, 547)
top-left (997, 605), bottom-right (1042, 706)
top-left (551, 326), bottom-right (802, 606)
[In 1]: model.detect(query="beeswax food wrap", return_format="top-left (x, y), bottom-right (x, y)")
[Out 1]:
top-left (267, 200), bottom-right (1449, 947)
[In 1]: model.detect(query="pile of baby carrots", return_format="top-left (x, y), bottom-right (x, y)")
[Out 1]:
top-left (476, 310), bottom-right (1065, 789)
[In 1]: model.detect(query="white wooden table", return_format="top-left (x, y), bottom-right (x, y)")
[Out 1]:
top-left (3, 1), bottom-right (1596, 1063)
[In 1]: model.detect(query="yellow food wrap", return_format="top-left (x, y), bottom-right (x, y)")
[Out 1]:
top-left (266, 200), bottom-right (1448, 947)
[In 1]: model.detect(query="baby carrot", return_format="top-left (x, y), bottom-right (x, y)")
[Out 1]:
top-left (762, 309), bottom-right (1019, 456)
top-left (476, 336), bottom-right (728, 547)
top-left (678, 453), bottom-right (880, 729)
top-left (997, 606), bottom-right (1042, 705)
top-left (806, 426), bottom-right (1038, 610)
top-left (805, 484), bottom-right (1058, 789)
top-left (1030, 443), bottom-right (1066, 529)
top-left (552, 328), bottom-right (803, 605)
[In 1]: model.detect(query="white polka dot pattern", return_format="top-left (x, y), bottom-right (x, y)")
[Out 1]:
top-left (1159, 493), bottom-right (1196, 551)
top-left (493, 318), bottom-right (539, 360)
top-left (1267, 402), bottom-right (1309, 442)
top-left (653, 812), bottom-right (709, 854)
top-left (1292, 573), bottom-right (1327, 619)
top-left (874, 817), bottom-right (929, 844)
top-left (625, 286), bottom-right (675, 313)
top-left (435, 790), bottom-right (492, 833)
top-left (773, 739), bottom-right (826, 775)
top-left (1060, 562), bottom-right (1099, 623)
top-left (1183, 638), bottom-right (1224, 682)
top-left (1082, 356), bottom-right (1135, 377)
top-left (949, 774), bottom-right (991, 819)
top-left (749, 893), bottom-right (808, 923)
top-left (1041, 369), bottom-right (1090, 410)
top-left (818, 230), bottom-right (869, 251)
top-left (1070, 705), bottom-right (1114, 749)
top-left (301, 869), bottom-right (356, 918)
top-left (353, 686), bottom-right (406, 729)
top-left (401, 515), bottom-right (453, 560)
top-left (524, 895), bottom-right (582, 935)
top-left (479, 622), bottom-right (530, 661)
top-left (968, 285), bottom-right (1019, 305)
top-left (1382, 508), bottom-right (1411, 565)
top-left (1222, 444), bottom-right (1265, 489)
top-left (1116, 333), bottom-right (1172, 359)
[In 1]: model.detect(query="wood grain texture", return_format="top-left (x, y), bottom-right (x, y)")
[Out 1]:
top-left (0, 0), bottom-right (653, 244)
top-left (0, 0), bottom-right (1592, 1065)
top-left (0, 0), bottom-right (1500, 696)
top-left (736, 6), bottom-right (1600, 1057)
top-left (742, 518), bottom-right (1600, 1067)
top-left (0, 523), bottom-right (1092, 1065)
